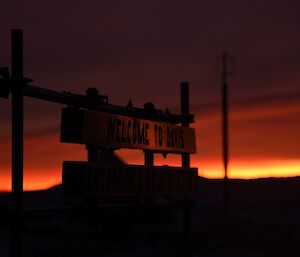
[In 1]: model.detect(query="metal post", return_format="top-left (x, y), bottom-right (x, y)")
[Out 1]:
top-left (86, 145), bottom-right (99, 230)
top-left (87, 145), bottom-right (99, 162)
top-left (219, 52), bottom-right (236, 249)
top-left (181, 82), bottom-right (191, 257)
top-left (11, 29), bottom-right (24, 257)
top-left (144, 150), bottom-right (154, 166)
top-left (144, 150), bottom-right (154, 204)
top-left (143, 101), bottom-right (154, 167)
top-left (220, 52), bottom-right (235, 224)
top-left (85, 87), bottom-right (102, 231)
top-left (221, 53), bottom-right (229, 224)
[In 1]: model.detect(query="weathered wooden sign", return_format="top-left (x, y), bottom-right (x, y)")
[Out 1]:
top-left (1, 30), bottom-right (197, 257)
top-left (62, 161), bottom-right (198, 197)
top-left (61, 108), bottom-right (196, 153)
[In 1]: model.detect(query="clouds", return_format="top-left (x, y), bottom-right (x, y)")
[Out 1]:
top-left (1, 0), bottom-right (299, 110)
top-left (194, 89), bottom-right (300, 160)
top-left (0, 0), bottom-right (299, 185)
top-left (194, 89), bottom-right (300, 119)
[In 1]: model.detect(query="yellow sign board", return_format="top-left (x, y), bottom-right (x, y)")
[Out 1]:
top-left (62, 161), bottom-right (198, 197)
top-left (61, 108), bottom-right (196, 153)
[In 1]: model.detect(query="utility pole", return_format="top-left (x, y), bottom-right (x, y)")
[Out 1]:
top-left (11, 29), bottom-right (24, 257)
top-left (220, 52), bottom-right (235, 224)
top-left (181, 82), bottom-right (191, 257)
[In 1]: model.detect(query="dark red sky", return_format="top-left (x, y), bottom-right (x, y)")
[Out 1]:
top-left (0, 1), bottom-right (300, 190)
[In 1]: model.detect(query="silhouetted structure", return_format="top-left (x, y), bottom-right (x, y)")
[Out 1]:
top-left (220, 52), bottom-right (235, 224)
top-left (0, 29), bottom-right (198, 257)
top-left (11, 28), bottom-right (24, 257)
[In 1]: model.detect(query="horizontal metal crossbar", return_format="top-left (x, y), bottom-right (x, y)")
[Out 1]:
top-left (0, 77), bottom-right (194, 124)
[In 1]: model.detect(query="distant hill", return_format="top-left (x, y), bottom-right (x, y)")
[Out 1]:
top-left (2, 176), bottom-right (300, 257)
top-left (1, 176), bottom-right (300, 211)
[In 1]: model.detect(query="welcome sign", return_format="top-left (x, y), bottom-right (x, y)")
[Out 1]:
top-left (61, 108), bottom-right (196, 153)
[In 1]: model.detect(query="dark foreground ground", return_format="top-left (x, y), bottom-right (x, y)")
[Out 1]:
top-left (1, 177), bottom-right (300, 257)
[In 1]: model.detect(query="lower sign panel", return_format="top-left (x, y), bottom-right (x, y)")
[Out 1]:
top-left (62, 161), bottom-right (198, 197)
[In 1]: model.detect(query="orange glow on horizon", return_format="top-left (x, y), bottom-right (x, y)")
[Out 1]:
top-left (0, 97), bottom-right (299, 192)
top-left (1, 154), bottom-right (299, 192)
top-left (195, 158), bottom-right (300, 179)
top-left (0, 169), bottom-right (61, 192)
top-left (231, 159), bottom-right (300, 179)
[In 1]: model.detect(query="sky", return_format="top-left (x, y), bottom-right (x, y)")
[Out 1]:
top-left (0, 0), bottom-right (300, 191)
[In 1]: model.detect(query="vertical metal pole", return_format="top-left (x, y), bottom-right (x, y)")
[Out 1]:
top-left (144, 150), bottom-right (154, 204)
top-left (221, 53), bottom-right (229, 224)
top-left (86, 145), bottom-right (99, 229)
top-left (181, 82), bottom-right (191, 257)
top-left (11, 29), bottom-right (24, 257)
top-left (144, 150), bottom-right (154, 166)
top-left (87, 145), bottom-right (98, 162)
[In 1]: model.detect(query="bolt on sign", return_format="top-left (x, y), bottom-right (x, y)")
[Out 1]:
top-left (60, 108), bottom-right (196, 154)
top-left (62, 161), bottom-right (198, 197)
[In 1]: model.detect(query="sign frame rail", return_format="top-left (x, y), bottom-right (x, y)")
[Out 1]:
top-left (0, 29), bottom-right (198, 257)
